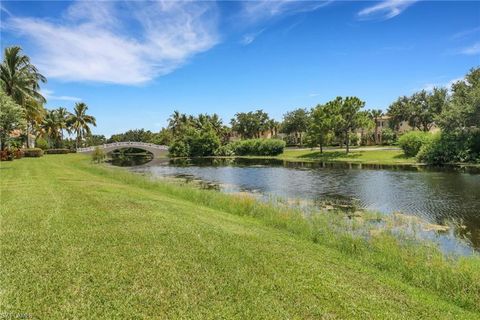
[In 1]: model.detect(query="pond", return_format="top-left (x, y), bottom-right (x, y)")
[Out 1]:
top-left (126, 157), bottom-right (480, 253)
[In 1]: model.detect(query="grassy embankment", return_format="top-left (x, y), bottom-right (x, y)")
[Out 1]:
top-left (278, 148), bottom-right (414, 164)
top-left (1, 154), bottom-right (479, 319)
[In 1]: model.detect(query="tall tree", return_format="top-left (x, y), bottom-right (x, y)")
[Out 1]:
top-left (307, 104), bottom-right (332, 153)
top-left (370, 109), bottom-right (384, 144)
top-left (281, 108), bottom-right (310, 146)
top-left (328, 96), bottom-right (366, 154)
top-left (0, 46), bottom-right (47, 147)
top-left (409, 88), bottom-right (447, 131)
top-left (41, 109), bottom-right (62, 147)
top-left (230, 110), bottom-right (270, 139)
top-left (56, 107), bottom-right (72, 141)
top-left (437, 68), bottom-right (480, 132)
top-left (69, 102), bottom-right (96, 148)
top-left (0, 89), bottom-right (26, 151)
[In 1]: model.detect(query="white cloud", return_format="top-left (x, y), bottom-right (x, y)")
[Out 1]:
top-left (241, 0), bottom-right (332, 23)
top-left (309, 93), bottom-right (321, 97)
top-left (5, 0), bottom-right (219, 85)
top-left (358, 0), bottom-right (418, 20)
top-left (421, 77), bottom-right (463, 93)
top-left (241, 29), bottom-right (265, 45)
top-left (41, 89), bottom-right (82, 102)
top-left (451, 26), bottom-right (480, 40)
top-left (458, 42), bottom-right (480, 55)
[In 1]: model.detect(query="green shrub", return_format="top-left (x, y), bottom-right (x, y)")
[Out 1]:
top-left (417, 131), bottom-right (480, 164)
top-left (23, 148), bottom-right (44, 157)
top-left (214, 144), bottom-right (235, 156)
top-left (398, 131), bottom-right (432, 157)
top-left (91, 146), bottom-right (106, 163)
top-left (45, 148), bottom-right (70, 154)
top-left (35, 137), bottom-right (50, 150)
top-left (231, 139), bottom-right (285, 156)
top-left (169, 140), bottom-right (190, 158)
top-left (169, 129), bottom-right (220, 158)
top-left (381, 128), bottom-right (397, 145)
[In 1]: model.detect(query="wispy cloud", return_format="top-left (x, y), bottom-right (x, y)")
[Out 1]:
top-left (358, 0), bottom-right (418, 20)
top-left (41, 89), bottom-right (82, 102)
top-left (451, 26), bottom-right (480, 40)
top-left (309, 93), bottom-right (321, 97)
top-left (458, 42), bottom-right (480, 55)
top-left (241, 0), bottom-right (332, 23)
top-left (241, 29), bottom-right (265, 45)
top-left (4, 0), bottom-right (219, 85)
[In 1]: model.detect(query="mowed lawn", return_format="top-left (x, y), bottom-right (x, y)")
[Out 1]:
top-left (278, 148), bottom-right (416, 165)
top-left (0, 155), bottom-right (477, 319)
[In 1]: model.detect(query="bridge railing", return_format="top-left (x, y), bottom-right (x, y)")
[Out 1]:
top-left (77, 142), bottom-right (169, 153)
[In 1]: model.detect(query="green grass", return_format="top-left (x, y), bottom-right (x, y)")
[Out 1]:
top-left (1, 154), bottom-right (479, 319)
top-left (277, 148), bottom-right (416, 165)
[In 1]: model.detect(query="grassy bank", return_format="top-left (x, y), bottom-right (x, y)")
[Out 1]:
top-left (277, 148), bottom-right (416, 165)
top-left (1, 155), bottom-right (479, 319)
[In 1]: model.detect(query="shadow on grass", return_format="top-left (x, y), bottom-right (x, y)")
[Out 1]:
top-left (298, 151), bottom-right (361, 160)
top-left (393, 154), bottom-right (412, 160)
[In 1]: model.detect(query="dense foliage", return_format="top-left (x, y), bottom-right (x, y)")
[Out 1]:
top-left (45, 148), bottom-right (70, 154)
top-left (398, 131), bottom-right (432, 157)
top-left (230, 110), bottom-right (273, 139)
top-left (421, 68), bottom-right (479, 163)
top-left (0, 89), bottom-right (25, 151)
top-left (230, 139), bottom-right (285, 156)
top-left (23, 148), bottom-right (44, 157)
top-left (281, 108), bottom-right (310, 146)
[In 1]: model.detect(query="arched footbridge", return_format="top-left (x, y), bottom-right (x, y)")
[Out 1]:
top-left (77, 142), bottom-right (169, 158)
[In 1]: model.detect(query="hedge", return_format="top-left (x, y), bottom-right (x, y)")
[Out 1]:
top-left (45, 148), bottom-right (70, 154)
top-left (23, 148), bottom-right (44, 157)
top-left (231, 139), bottom-right (286, 156)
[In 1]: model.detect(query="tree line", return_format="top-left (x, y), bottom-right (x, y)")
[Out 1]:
top-left (0, 46), bottom-right (96, 154)
top-left (1, 45), bottom-right (477, 163)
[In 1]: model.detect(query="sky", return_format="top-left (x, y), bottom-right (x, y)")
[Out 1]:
top-left (1, 0), bottom-right (479, 137)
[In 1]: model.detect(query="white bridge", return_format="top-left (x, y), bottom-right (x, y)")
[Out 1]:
top-left (77, 142), bottom-right (169, 158)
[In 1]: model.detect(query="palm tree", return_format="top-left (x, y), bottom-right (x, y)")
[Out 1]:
top-left (168, 110), bottom-right (183, 135)
top-left (370, 109), bottom-right (384, 145)
top-left (41, 109), bottom-right (61, 147)
top-left (0, 46), bottom-right (47, 147)
top-left (69, 102), bottom-right (96, 148)
top-left (56, 107), bottom-right (72, 141)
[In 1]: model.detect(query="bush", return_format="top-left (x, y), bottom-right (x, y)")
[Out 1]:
top-left (381, 128), bottom-right (397, 145)
top-left (214, 144), bottom-right (235, 156)
top-left (0, 150), bottom-right (14, 161)
top-left (231, 139), bottom-right (285, 156)
top-left (417, 131), bottom-right (480, 164)
top-left (35, 137), bottom-right (50, 150)
top-left (14, 149), bottom-right (24, 159)
top-left (169, 140), bottom-right (190, 158)
top-left (398, 131), bottom-right (432, 157)
top-left (91, 146), bottom-right (106, 163)
top-left (45, 149), bottom-right (70, 154)
top-left (23, 148), bottom-right (44, 157)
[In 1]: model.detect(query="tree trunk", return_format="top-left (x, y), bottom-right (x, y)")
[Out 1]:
top-left (374, 124), bottom-right (379, 145)
top-left (345, 131), bottom-right (350, 154)
top-left (26, 122), bottom-right (30, 148)
top-left (299, 132), bottom-right (303, 147)
top-left (319, 143), bottom-right (323, 154)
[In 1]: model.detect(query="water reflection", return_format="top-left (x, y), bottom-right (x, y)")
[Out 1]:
top-left (108, 148), bottom-right (153, 167)
top-left (130, 158), bottom-right (480, 252)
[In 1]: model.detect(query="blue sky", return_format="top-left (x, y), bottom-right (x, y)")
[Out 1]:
top-left (1, 1), bottom-right (479, 136)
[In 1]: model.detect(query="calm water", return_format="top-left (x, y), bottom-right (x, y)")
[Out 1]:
top-left (128, 158), bottom-right (480, 252)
